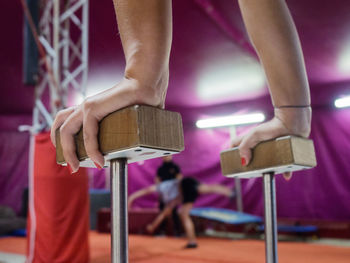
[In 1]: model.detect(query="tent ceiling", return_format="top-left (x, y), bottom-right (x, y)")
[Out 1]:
top-left (1, 0), bottom-right (350, 114)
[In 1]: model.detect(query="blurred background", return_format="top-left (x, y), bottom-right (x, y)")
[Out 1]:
top-left (0, 0), bottom-right (350, 262)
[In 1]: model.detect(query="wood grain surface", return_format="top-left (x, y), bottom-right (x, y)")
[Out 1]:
top-left (220, 136), bottom-right (316, 177)
top-left (56, 105), bottom-right (184, 164)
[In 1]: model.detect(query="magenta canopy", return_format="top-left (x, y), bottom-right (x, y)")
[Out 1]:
top-left (0, 0), bottom-right (350, 220)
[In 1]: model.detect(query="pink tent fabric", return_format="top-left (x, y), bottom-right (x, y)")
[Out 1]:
top-left (1, 0), bottom-right (350, 220)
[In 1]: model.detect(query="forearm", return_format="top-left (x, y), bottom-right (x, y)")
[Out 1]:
top-left (238, 0), bottom-right (310, 107)
top-left (129, 185), bottom-right (157, 203)
top-left (113, 0), bottom-right (172, 92)
top-left (51, 1), bottom-right (173, 173)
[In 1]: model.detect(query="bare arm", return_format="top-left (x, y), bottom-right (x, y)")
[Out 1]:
top-left (50, 0), bottom-right (172, 173)
top-left (51, 0), bottom-right (311, 182)
top-left (146, 198), bottom-right (180, 233)
top-left (233, 0), bottom-right (312, 179)
top-left (128, 185), bottom-right (157, 209)
top-left (238, 0), bottom-right (310, 107)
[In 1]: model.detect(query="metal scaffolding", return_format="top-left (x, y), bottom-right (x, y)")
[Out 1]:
top-left (22, 0), bottom-right (89, 133)
top-left (21, 1), bottom-right (89, 261)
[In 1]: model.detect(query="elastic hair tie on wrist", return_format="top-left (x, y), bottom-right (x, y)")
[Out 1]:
top-left (274, 105), bottom-right (311, 109)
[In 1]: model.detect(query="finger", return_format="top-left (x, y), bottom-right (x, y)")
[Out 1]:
top-left (50, 107), bottom-right (75, 147)
top-left (283, 171), bottom-right (293, 181)
top-left (60, 108), bottom-right (83, 173)
top-left (230, 135), bottom-right (244, 148)
top-left (83, 108), bottom-right (104, 169)
top-left (237, 118), bottom-right (290, 165)
top-left (238, 130), bottom-right (262, 166)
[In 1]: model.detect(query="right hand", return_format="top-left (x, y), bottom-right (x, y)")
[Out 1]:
top-left (50, 77), bottom-right (164, 173)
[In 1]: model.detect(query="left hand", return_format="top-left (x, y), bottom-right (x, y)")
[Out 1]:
top-left (231, 107), bottom-right (311, 181)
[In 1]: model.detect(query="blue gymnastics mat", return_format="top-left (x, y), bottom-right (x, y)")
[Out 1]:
top-left (258, 225), bottom-right (318, 233)
top-left (190, 208), bottom-right (263, 225)
top-left (0, 229), bottom-right (27, 238)
top-left (10, 228), bottom-right (27, 237)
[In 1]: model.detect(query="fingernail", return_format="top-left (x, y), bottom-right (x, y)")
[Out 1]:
top-left (94, 162), bottom-right (102, 170)
top-left (67, 164), bottom-right (73, 174)
top-left (67, 164), bottom-right (79, 174)
top-left (241, 157), bottom-right (247, 166)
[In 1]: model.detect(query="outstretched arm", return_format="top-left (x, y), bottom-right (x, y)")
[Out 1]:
top-left (233, 0), bottom-right (311, 179)
top-left (128, 185), bottom-right (157, 209)
top-left (146, 198), bottom-right (180, 233)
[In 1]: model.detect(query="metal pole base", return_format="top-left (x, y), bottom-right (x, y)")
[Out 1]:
top-left (110, 158), bottom-right (128, 263)
top-left (263, 172), bottom-right (278, 263)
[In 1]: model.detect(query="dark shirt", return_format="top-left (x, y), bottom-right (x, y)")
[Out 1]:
top-left (157, 161), bottom-right (180, 182)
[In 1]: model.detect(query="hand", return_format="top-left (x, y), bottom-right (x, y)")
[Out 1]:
top-left (50, 99), bottom-right (105, 173)
top-left (146, 224), bottom-right (154, 234)
top-left (50, 77), bottom-right (164, 173)
top-left (231, 107), bottom-right (311, 180)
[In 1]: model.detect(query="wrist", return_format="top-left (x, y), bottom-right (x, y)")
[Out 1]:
top-left (274, 107), bottom-right (311, 137)
top-left (123, 70), bottom-right (169, 109)
top-left (274, 105), bottom-right (310, 109)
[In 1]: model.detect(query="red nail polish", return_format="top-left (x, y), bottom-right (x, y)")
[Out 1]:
top-left (241, 157), bottom-right (247, 166)
top-left (67, 164), bottom-right (73, 174)
top-left (94, 162), bottom-right (102, 170)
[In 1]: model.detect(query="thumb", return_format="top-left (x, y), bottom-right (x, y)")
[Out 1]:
top-left (238, 132), bottom-right (260, 166)
top-left (230, 135), bottom-right (243, 148)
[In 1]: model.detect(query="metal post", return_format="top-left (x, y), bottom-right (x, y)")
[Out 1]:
top-left (110, 158), bottom-right (128, 263)
top-left (229, 125), bottom-right (244, 213)
top-left (263, 172), bottom-right (278, 263)
top-left (234, 177), bottom-right (243, 212)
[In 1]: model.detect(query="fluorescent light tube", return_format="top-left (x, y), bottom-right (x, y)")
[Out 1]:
top-left (335, 96), bottom-right (350, 108)
top-left (196, 113), bottom-right (265, 129)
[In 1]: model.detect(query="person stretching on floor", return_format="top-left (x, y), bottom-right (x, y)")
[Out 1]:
top-left (155, 155), bottom-right (182, 235)
top-left (51, 0), bottom-right (311, 181)
top-left (128, 176), bottom-right (235, 248)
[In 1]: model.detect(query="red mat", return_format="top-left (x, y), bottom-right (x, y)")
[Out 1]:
top-left (1, 232), bottom-right (349, 263)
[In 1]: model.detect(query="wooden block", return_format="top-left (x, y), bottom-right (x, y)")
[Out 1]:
top-left (220, 136), bottom-right (316, 178)
top-left (56, 105), bottom-right (184, 167)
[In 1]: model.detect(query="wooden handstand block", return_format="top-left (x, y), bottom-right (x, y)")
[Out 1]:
top-left (56, 105), bottom-right (184, 167)
top-left (220, 136), bottom-right (316, 178)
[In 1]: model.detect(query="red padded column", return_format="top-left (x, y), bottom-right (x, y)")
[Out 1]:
top-left (27, 132), bottom-right (89, 263)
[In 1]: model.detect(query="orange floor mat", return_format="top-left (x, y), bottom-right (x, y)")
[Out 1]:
top-left (1, 232), bottom-right (349, 263)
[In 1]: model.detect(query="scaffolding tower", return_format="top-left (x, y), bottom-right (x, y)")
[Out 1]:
top-left (21, 0), bottom-right (89, 133)
top-left (20, 1), bottom-right (89, 262)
